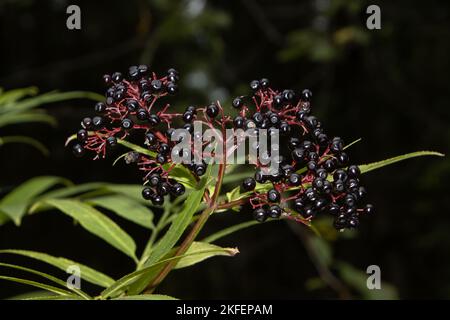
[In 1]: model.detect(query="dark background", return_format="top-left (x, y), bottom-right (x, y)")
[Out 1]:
top-left (0, 0), bottom-right (449, 299)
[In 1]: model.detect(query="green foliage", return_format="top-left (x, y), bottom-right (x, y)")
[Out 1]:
top-left (0, 87), bottom-right (102, 155)
top-left (0, 146), bottom-right (444, 299)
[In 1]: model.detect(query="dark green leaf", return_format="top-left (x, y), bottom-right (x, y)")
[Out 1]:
top-left (0, 262), bottom-right (91, 299)
top-left (87, 195), bottom-right (154, 229)
top-left (202, 220), bottom-right (261, 243)
top-left (0, 249), bottom-right (115, 288)
top-left (0, 136), bottom-right (49, 155)
top-left (0, 276), bottom-right (73, 296)
top-left (173, 242), bottom-right (239, 269)
top-left (0, 176), bottom-right (71, 225)
top-left (359, 151), bottom-right (444, 174)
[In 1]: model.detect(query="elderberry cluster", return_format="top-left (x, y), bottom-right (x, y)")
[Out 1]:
top-left (69, 65), bottom-right (374, 231)
top-left (71, 65), bottom-right (187, 206)
top-left (234, 78), bottom-right (374, 230)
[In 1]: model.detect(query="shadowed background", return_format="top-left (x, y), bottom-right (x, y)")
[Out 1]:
top-left (0, 0), bottom-right (449, 299)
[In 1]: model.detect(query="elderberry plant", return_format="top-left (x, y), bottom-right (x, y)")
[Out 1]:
top-left (70, 65), bottom-right (374, 231)
top-left (0, 65), bottom-right (443, 300)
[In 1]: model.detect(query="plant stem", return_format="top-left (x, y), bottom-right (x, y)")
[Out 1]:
top-left (144, 163), bottom-right (226, 293)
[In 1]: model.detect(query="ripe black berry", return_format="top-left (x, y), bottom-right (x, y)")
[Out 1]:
top-left (348, 216), bottom-right (359, 228)
top-left (282, 89), bottom-right (295, 102)
top-left (148, 114), bottom-right (160, 126)
top-left (121, 118), bottom-right (133, 130)
top-left (92, 116), bottom-right (103, 128)
top-left (145, 132), bottom-right (156, 145)
top-left (301, 205), bottom-right (316, 219)
top-left (234, 116), bottom-right (245, 128)
top-left (112, 72), bottom-right (123, 82)
top-left (151, 194), bottom-right (164, 206)
top-left (81, 117), bottom-right (93, 129)
top-left (364, 204), bottom-right (374, 215)
top-left (329, 204), bottom-right (340, 216)
top-left (292, 148), bottom-right (305, 162)
top-left (157, 182), bottom-right (170, 196)
top-left (288, 173), bottom-right (302, 186)
top-left (94, 102), bottom-right (106, 113)
top-left (106, 136), bottom-right (117, 148)
top-left (137, 109), bottom-right (148, 120)
top-left (156, 153), bottom-right (166, 164)
top-left (151, 79), bottom-right (162, 91)
top-left (194, 163), bottom-right (206, 176)
top-left (307, 160), bottom-right (317, 171)
top-left (72, 144), bottom-right (85, 157)
top-left (347, 165), bottom-right (361, 178)
top-left (250, 80), bottom-right (260, 91)
top-left (103, 74), bottom-right (112, 85)
top-left (260, 78), bottom-right (270, 89)
top-left (253, 208), bottom-right (267, 222)
top-left (301, 89), bottom-right (312, 102)
top-left (267, 189), bottom-right (280, 202)
top-left (272, 95), bottom-right (283, 109)
top-left (252, 112), bottom-right (264, 125)
top-left (333, 169), bottom-right (347, 182)
top-left (279, 121), bottom-right (291, 134)
top-left (268, 205), bottom-right (282, 218)
top-left (338, 152), bottom-right (349, 166)
top-left (183, 106), bottom-right (195, 114)
top-left (149, 174), bottom-right (160, 186)
top-left (242, 177), bottom-right (256, 191)
top-left (166, 82), bottom-right (178, 95)
top-left (77, 129), bottom-right (88, 142)
top-left (232, 97), bottom-right (243, 109)
top-left (183, 111), bottom-right (194, 123)
top-left (142, 187), bottom-right (153, 200)
top-left (171, 183), bottom-right (185, 196)
top-left (206, 103), bottom-right (219, 118)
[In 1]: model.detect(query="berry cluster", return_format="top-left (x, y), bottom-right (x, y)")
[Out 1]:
top-left (70, 65), bottom-right (374, 230)
top-left (71, 65), bottom-right (188, 205)
top-left (234, 79), bottom-right (374, 230)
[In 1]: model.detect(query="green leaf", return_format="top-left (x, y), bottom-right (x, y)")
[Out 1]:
top-left (173, 242), bottom-right (239, 269)
top-left (44, 199), bottom-right (138, 261)
top-left (0, 87), bottom-right (38, 107)
top-left (0, 176), bottom-right (71, 225)
top-left (0, 249), bottom-right (115, 288)
top-left (3, 91), bottom-right (104, 114)
top-left (168, 165), bottom-right (198, 189)
top-left (307, 236), bottom-right (332, 267)
top-left (6, 290), bottom-right (57, 300)
top-left (0, 211), bottom-right (10, 225)
top-left (113, 294), bottom-right (178, 300)
top-left (103, 184), bottom-right (147, 203)
top-left (0, 262), bottom-right (91, 299)
top-left (343, 138), bottom-right (362, 150)
top-left (0, 112), bottom-right (57, 128)
top-left (87, 195), bottom-right (154, 229)
top-left (336, 261), bottom-right (398, 300)
top-left (359, 151), bottom-right (445, 174)
top-left (127, 167), bottom-right (212, 295)
top-left (0, 135), bottom-right (49, 155)
top-left (0, 276), bottom-right (73, 296)
top-left (101, 248), bottom-right (232, 299)
top-left (202, 220), bottom-right (261, 243)
top-left (37, 182), bottom-right (106, 200)
top-left (226, 186), bottom-right (241, 203)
